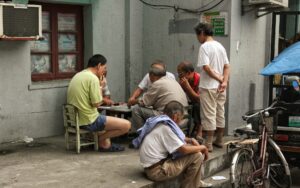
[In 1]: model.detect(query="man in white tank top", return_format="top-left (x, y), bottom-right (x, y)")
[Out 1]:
top-left (195, 23), bottom-right (230, 152)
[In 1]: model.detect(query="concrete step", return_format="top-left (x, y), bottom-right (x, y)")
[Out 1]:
top-left (203, 168), bottom-right (231, 188)
top-left (201, 146), bottom-right (234, 179)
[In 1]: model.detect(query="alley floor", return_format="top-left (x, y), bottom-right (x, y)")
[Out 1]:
top-left (0, 136), bottom-right (150, 188)
top-left (1, 135), bottom-right (299, 188)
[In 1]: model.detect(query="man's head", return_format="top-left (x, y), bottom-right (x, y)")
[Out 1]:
top-left (163, 101), bottom-right (184, 124)
top-left (177, 61), bottom-right (195, 81)
top-left (87, 54), bottom-right (107, 78)
top-left (149, 60), bottom-right (166, 83)
top-left (194, 22), bottom-right (213, 44)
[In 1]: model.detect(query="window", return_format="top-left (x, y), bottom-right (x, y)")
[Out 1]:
top-left (30, 3), bottom-right (83, 81)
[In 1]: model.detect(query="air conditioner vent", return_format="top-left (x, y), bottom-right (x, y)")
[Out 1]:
top-left (0, 3), bottom-right (42, 40)
top-left (3, 6), bottom-right (39, 37)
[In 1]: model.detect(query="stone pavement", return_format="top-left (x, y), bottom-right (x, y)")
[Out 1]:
top-left (0, 135), bottom-right (237, 188)
top-left (0, 136), bottom-right (150, 188)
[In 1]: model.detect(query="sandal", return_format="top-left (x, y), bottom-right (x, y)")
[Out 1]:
top-left (99, 143), bottom-right (125, 152)
top-left (195, 136), bottom-right (204, 145)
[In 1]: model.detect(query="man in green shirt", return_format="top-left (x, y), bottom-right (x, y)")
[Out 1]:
top-left (67, 54), bottom-right (131, 152)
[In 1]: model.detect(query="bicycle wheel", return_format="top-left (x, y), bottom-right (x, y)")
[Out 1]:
top-left (267, 138), bottom-right (292, 188)
top-left (231, 148), bottom-right (256, 188)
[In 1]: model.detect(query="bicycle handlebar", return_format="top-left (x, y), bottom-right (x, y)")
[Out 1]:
top-left (242, 101), bottom-right (286, 121)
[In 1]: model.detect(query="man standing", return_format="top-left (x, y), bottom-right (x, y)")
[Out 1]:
top-left (67, 54), bottom-right (131, 152)
top-left (133, 101), bottom-right (211, 188)
top-left (130, 61), bottom-right (188, 131)
top-left (195, 23), bottom-right (230, 152)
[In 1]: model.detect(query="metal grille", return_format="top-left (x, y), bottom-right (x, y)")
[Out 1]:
top-left (3, 6), bottom-right (39, 37)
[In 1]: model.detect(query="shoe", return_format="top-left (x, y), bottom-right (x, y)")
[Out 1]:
top-left (98, 143), bottom-right (125, 152)
top-left (128, 143), bottom-right (135, 149)
top-left (205, 143), bottom-right (213, 152)
top-left (195, 135), bottom-right (204, 145)
top-left (199, 180), bottom-right (212, 188)
top-left (213, 141), bottom-right (223, 148)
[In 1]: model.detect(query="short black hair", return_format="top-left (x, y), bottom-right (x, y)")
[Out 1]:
top-left (194, 22), bottom-right (213, 36)
top-left (178, 61), bottom-right (195, 73)
top-left (87, 54), bottom-right (107, 68)
top-left (163, 101), bottom-right (184, 118)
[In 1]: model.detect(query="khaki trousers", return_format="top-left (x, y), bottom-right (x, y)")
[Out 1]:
top-left (144, 152), bottom-right (204, 188)
top-left (199, 88), bottom-right (226, 131)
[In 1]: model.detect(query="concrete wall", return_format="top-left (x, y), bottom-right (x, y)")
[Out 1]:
top-left (0, 0), bottom-right (274, 142)
top-left (142, 0), bottom-right (231, 76)
top-left (0, 0), bottom-right (129, 143)
top-left (0, 42), bottom-right (66, 143)
top-left (91, 0), bottom-right (126, 102)
top-left (141, 0), bottom-right (271, 134)
top-left (227, 2), bottom-right (271, 133)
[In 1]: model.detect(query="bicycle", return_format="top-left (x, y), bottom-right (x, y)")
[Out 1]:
top-left (228, 101), bottom-right (292, 188)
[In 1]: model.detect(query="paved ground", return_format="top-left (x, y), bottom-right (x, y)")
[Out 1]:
top-left (291, 167), bottom-right (300, 188)
top-left (1, 135), bottom-right (299, 188)
top-left (0, 136), bottom-right (150, 188)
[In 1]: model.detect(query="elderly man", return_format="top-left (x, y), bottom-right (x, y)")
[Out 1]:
top-left (128, 60), bottom-right (175, 107)
top-left (130, 61), bottom-right (188, 131)
top-left (132, 101), bottom-right (211, 188)
top-left (177, 61), bottom-right (203, 143)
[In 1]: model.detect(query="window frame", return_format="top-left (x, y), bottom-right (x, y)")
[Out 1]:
top-left (31, 3), bottom-right (83, 81)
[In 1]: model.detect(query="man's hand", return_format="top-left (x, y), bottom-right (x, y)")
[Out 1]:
top-left (128, 97), bottom-right (137, 106)
top-left (179, 77), bottom-right (191, 91)
top-left (218, 81), bottom-right (227, 93)
top-left (103, 98), bottom-right (114, 106)
top-left (190, 138), bottom-right (200, 146)
top-left (200, 145), bottom-right (209, 161)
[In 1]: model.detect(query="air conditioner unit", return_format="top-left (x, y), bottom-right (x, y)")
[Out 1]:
top-left (249, 0), bottom-right (288, 7)
top-left (0, 3), bottom-right (42, 40)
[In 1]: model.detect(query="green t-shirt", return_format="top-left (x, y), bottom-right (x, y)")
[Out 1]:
top-left (67, 69), bottom-right (102, 125)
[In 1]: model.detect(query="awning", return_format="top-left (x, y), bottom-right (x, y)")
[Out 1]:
top-left (260, 41), bottom-right (300, 76)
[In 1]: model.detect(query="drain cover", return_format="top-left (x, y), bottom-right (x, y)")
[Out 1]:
top-left (25, 142), bottom-right (48, 148)
top-left (0, 149), bottom-right (14, 155)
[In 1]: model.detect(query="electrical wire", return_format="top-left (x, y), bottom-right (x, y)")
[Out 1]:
top-left (139, 0), bottom-right (225, 14)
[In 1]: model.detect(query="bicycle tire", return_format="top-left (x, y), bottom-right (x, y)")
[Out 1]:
top-left (230, 148), bottom-right (256, 188)
top-left (267, 138), bottom-right (292, 188)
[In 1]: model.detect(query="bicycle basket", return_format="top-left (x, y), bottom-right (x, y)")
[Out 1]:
top-left (245, 110), bottom-right (278, 135)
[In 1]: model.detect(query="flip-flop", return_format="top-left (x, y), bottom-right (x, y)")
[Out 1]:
top-left (99, 143), bottom-right (125, 152)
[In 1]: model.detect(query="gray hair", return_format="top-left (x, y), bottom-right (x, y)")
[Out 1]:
top-left (163, 101), bottom-right (184, 118)
top-left (149, 66), bottom-right (166, 77)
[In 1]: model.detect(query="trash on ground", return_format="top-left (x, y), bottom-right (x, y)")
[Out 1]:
top-left (23, 136), bottom-right (34, 143)
top-left (212, 176), bottom-right (226, 180)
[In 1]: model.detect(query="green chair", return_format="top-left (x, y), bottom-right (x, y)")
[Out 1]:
top-left (63, 104), bottom-right (98, 153)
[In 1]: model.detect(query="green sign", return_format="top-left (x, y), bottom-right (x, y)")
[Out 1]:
top-left (12, 0), bottom-right (28, 5)
top-left (289, 116), bottom-right (300, 127)
top-left (201, 12), bottom-right (228, 36)
top-left (212, 18), bottom-right (225, 35)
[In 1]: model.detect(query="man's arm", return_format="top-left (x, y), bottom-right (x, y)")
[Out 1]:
top-left (202, 65), bottom-right (223, 83)
top-left (128, 87), bottom-right (143, 106)
top-left (179, 78), bottom-right (200, 102)
top-left (218, 64), bottom-right (230, 92)
top-left (177, 144), bottom-right (208, 161)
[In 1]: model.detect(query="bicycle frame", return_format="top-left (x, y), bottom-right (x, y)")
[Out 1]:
top-left (248, 111), bottom-right (268, 186)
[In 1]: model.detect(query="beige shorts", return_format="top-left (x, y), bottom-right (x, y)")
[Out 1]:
top-left (199, 88), bottom-right (226, 131)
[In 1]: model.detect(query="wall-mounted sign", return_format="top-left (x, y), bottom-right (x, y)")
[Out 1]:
top-left (200, 12), bottom-right (228, 36)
